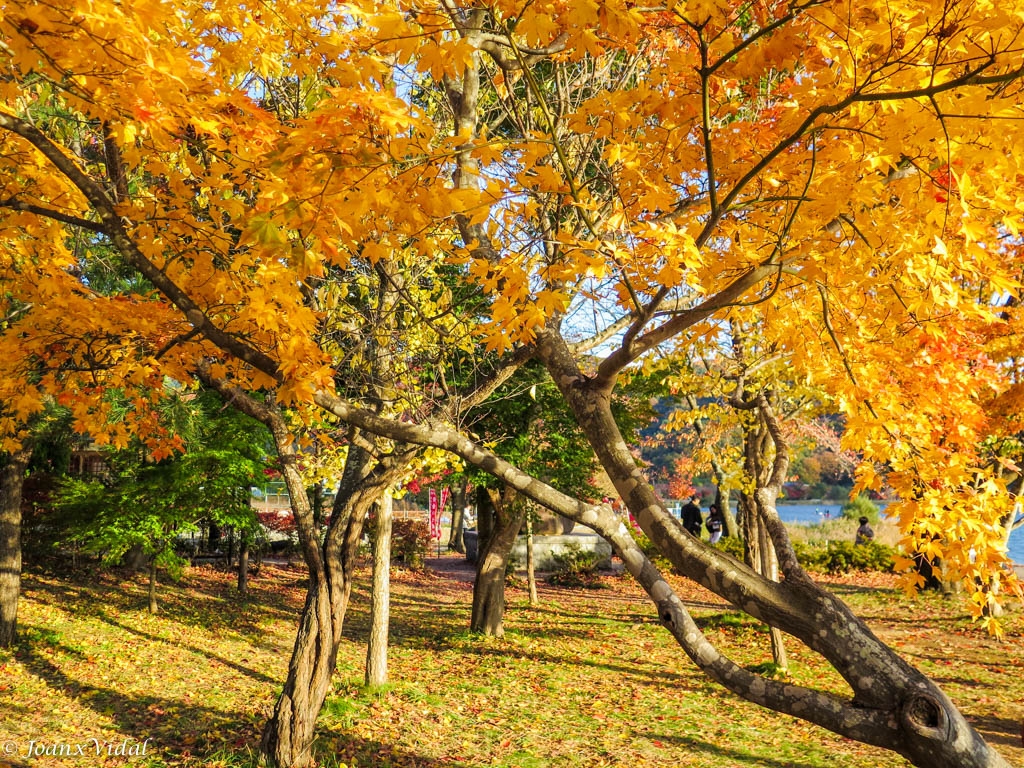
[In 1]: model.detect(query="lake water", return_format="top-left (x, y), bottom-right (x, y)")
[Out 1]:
top-left (773, 503), bottom-right (1023, 565)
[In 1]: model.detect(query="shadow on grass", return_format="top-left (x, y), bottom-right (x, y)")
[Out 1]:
top-left (819, 582), bottom-right (896, 599)
top-left (632, 729), bottom-right (835, 768)
top-left (14, 625), bottom-right (464, 768)
top-left (91, 612), bottom-right (282, 686)
top-left (966, 714), bottom-right (1023, 751)
top-left (14, 631), bottom-right (260, 761)
top-left (454, 640), bottom-right (695, 688)
top-left (22, 569), bottom-right (304, 647)
top-left (313, 731), bottom-right (472, 768)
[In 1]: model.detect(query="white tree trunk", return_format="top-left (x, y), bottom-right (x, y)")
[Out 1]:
top-left (365, 493), bottom-right (393, 688)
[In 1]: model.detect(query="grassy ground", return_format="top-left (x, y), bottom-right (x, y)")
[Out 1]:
top-left (1, 556), bottom-right (1021, 768)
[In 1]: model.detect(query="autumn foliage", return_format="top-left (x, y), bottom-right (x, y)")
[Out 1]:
top-left (3, 0), bottom-right (1024, 764)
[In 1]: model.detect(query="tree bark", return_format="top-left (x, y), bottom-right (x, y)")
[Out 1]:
top-left (238, 537), bottom-right (250, 596)
top-left (201, 375), bottom-right (414, 768)
top-left (526, 510), bottom-right (538, 606)
top-left (147, 557), bottom-right (158, 615)
top-left (447, 483), bottom-right (467, 554)
top-left (470, 487), bottom-right (524, 637)
top-left (365, 494), bottom-right (392, 688)
top-left (0, 446), bottom-right (31, 647)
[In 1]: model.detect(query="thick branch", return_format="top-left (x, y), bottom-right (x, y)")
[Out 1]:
top-left (310, 388), bottom-right (951, 753)
top-left (595, 263), bottom-right (780, 388)
top-left (0, 196), bottom-right (106, 233)
top-left (0, 111), bottom-right (281, 380)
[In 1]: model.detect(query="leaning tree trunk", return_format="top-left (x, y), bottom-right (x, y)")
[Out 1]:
top-left (470, 487), bottom-right (525, 637)
top-left (0, 446), bottom-right (31, 647)
top-left (365, 493), bottom-right (393, 688)
top-left (530, 331), bottom-right (1013, 768)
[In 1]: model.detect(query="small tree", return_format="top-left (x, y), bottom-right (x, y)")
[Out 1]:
top-left (53, 389), bottom-right (268, 611)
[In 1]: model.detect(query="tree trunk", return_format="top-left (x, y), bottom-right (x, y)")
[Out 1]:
top-left (365, 494), bottom-right (392, 688)
top-left (259, 449), bottom-right (372, 768)
top-left (738, 403), bottom-right (789, 673)
top-left (0, 446), bottom-right (31, 647)
top-left (756, 518), bottom-right (788, 672)
top-left (526, 511), bottom-right (538, 606)
top-left (207, 520), bottom-right (221, 553)
top-left (226, 527), bottom-right (236, 567)
top-left (712, 466), bottom-right (739, 540)
top-left (447, 483), bottom-right (467, 554)
top-left (147, 557), bottom-right (158, 615)
top-left (470, 488), bottom-right (524, 637)
top-left (530, 330), bottom-right (1013, 768)
top-left (200, 376), bottom-right (415, 768)
top-left (257, 442), bottom-right (416, 767)
top-left (238, 537), bottom-right (249, 596)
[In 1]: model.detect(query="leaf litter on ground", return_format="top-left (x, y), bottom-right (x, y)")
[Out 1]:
top-left (0, 555), bottom-right (1021, 768)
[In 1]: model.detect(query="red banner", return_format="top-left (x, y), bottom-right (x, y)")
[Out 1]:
top-left (428, 487), bottom-right (451, 540)
top-left (429, 488), bottom-right (441, 540)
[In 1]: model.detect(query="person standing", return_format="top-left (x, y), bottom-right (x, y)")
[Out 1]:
top-left (706, 504), bottom-right (725, 544)
top-left (680, 495), bottom-right (702, 537)
top-left (855, 516), bottom-right (875, 546)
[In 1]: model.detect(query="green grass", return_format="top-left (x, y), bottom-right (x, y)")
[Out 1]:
top-left (0, 559), bottom-right (1021, 768)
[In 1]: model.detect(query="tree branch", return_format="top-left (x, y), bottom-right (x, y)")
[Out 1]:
top-left (0, 110), bottom-right (282, 380)
top-left (0, 196), bottom-right (105, 233)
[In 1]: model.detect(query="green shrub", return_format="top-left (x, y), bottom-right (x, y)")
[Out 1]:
top-left (841, 495), bottom-right (880, 524)
top-left (547, 543), bottom-right (604, 588)
top-left (791, 539), bottom-right (828, 571)
top-left (794, 540), bottom-right (894, 574)
top-left (715, 536), bottom-right (746, 560)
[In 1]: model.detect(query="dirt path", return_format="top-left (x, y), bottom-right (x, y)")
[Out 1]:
top-left (424, 552), bottom-right (477, 582)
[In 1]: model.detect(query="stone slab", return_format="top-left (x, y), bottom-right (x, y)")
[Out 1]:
top-left (463, 530), bottom-right (612, 570)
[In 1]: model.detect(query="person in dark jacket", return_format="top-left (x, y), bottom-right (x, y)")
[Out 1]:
top-left (855, 516), bottom-right (875, 546)
top-left (706, 504), bottom-right (725, 544)
top-left (680, 495), bottom-right (702, 537)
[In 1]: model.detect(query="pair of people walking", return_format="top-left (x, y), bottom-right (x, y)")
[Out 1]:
top-left (680, 496), bottom-right (724, 544)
